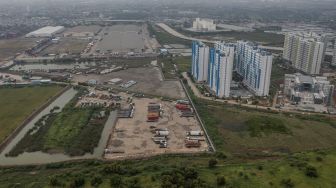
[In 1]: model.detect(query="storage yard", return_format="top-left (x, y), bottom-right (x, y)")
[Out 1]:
top-left (105, 95), bottom-right (208, 159)
top-left (88, 24), bottom-right (157, 55)
top-left (63, 25), bottom-right (101, 37)
top-left (39, 37), bottom-right (89, 56)
top-left (73, 66), bottom-right (186, 99)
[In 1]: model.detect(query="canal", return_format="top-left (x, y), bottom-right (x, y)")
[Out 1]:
top-left (0, 88), bottom-right (117, 165)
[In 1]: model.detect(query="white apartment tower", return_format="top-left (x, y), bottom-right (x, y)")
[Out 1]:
top-left (191, 41), bottom-right (210, 82)
top-left (208, 43), bottom-right (235, 98)
top-left (192, 18), bottom-right (216, 31)
top-left (236, 41), bottom-right (273, 96)
top-left (283, 32), bottom-right (325, 75)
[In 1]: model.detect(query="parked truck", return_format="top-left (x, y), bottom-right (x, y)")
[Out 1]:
top-left (187, 131), bottom-right (204, 136)
top-left (185, 139), bottom-right (201, 148)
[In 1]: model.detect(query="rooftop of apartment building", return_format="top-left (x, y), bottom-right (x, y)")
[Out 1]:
top-left (286, 73), bottom-right (331, 85)
top-left (288, 32), bottom-right (324, 42)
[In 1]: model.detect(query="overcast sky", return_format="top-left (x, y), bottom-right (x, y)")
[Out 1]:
top-left (0, 0), bottom-right (335, 6)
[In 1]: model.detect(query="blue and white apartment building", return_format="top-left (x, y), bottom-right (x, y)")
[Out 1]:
top-left (191, 41), bottom-right (209, 82)
top-left (235, 41), bottom-right (273, 96)
top-left (208, 43), bottom-right (235, 98)
top-left (191, 40), bottom-right (273, 97)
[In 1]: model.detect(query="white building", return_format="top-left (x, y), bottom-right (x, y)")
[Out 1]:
top-left (26, 26), bottom-right (65, 38)
top-left (192, 18), bottom-right (216, 32)
top-left (235, 41), bottom-right (273, 96)
top-left (283, 32), bottom-right (325, 75)
top-left (284, 73), bottom-right (334, 105)
top-left (208, 42), bottom-right (235, 98)
top-left (191, 41), bottom-right (209, 82)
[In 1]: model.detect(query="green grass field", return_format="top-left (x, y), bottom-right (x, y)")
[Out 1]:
top-left (158, 56), bottom-right (192, 80)
top-left (179, 28), bottom-right (284, 46)
top-left (0, 85), bottom-right (64, 143)
top-left (44, 108), bottom-right (93, 150)
top-left (194, 98), bottom-right (336, 156)
top-left (147, 24), bottom-right (191, 46)
top-left (175, 56), bottom-right (192, 73)
top-left (0, 38), bottom-right (36, 60)
top-left (8, 88), bottom-right (109, 156)
top-left (0, 149), bottom-right (336, 187)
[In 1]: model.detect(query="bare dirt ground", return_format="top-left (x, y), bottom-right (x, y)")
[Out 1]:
top-left (87, 24), bottom-right (158, 56)
top-left (63, 25), bottom-right (101, 36)
top-left (104, 96), bottom-right (208, 160)
top-left (73, 66), bottom-right (186, 99)
top-left (39, 38), bottom-right (88, 55)
top-left (0, 38), bottom-right (36, 61)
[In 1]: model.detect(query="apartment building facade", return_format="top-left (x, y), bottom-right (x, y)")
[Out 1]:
top-left (283, 32), bottom-right (324, 75)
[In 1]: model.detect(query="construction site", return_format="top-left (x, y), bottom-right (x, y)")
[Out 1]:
top-left (104, 94), bottom-right (209, 160)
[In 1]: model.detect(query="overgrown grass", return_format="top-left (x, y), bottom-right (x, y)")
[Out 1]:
top-left (8, 88), bottom-right (109, 156)
top-left (190, 95), bottom-right (336, 155)
top-left (175, 56), bottom-right (192, 73)
top-left (0, 85), bottom-right (64, 143)
top-left (179, 27), bottom-right (284, 46)
top-left (246, 116), bottom-right (291, 137)
top-left (1, 150), bottom-right (336, 187)
top-left (147, 24), bottom-right (191, 46)
top-left (158, 56), bottom-right (178, 80)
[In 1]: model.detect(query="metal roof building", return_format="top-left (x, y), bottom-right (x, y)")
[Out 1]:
top-left (25, 26), bottom-right (65, 37)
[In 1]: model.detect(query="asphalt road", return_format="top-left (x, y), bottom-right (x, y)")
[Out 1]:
top-left (156, 23), bottom-right (284, 51)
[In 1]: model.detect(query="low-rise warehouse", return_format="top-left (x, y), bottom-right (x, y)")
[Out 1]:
top-left (26, 26), bottom-right (65, 38)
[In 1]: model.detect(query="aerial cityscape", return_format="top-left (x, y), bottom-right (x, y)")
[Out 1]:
top-left (1, 0), bottom-right (336, 187)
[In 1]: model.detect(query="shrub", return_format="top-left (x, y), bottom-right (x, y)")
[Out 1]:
top-left (257, 165), bottom-right (263, 170)
top-left (90, 176), bottom-right (103, 187)
top-left (110, 175), bottom-right (123, 188)
top-left (127, 177), bottom-right (141, 188)
top-left (208, 159), bottom-right (218, 168)
top-left (70, 176), bottom-right (85, 188)
top-left (216, 176), bottom-right (226, 186)
top-left (316, 156), bottom-right (323, 162)
top-left (49, 176), bottom-right (62, 187)
top-left (305, 166), bottom-right (318, 178)
top-left (280, 178), bottom-right (294, 188)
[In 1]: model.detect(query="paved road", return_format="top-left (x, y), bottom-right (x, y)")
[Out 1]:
top-left (156, 23), bottom-right (284, 51)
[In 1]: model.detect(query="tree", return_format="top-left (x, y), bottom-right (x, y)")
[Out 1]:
top-left (208, 158), bottom-right (218, 168)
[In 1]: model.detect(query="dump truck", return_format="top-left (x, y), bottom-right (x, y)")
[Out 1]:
top-left (147, 111), bottom-right (160, 122)
top-left (175, 103), bottom-right (190, 110)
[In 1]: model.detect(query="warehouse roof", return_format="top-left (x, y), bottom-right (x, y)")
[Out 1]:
top-left (26, 26), bottom-right (64, 37)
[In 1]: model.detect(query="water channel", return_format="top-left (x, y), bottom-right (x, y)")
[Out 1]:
top-left (0, 88), bottom-right (117, 165)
